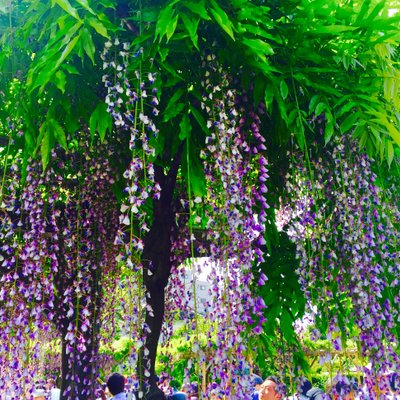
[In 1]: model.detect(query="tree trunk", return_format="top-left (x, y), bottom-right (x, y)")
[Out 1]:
top-left (59, 330), bottom-right (100, 399)
top-left (139, 153), bottom-right (182, 400)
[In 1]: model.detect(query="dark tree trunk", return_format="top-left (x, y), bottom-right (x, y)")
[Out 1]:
top-left (59, 327), bottom-right (100, 399)
top-left (52, 187), bottom-right (116, 400)
top-left (139, 151), bottom-right (182, 400)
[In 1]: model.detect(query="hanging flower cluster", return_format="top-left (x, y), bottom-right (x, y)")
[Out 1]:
top-left (102, 37), bottom-right (272, 396)
top-left (180, 53), bottom-right (269, 397)
top-left (0, 154), bottom-right (42, 398)
top-left (279, 135), bottom-right (399, 398)
top-left (0, 134), bottom-right (119, 399)
top-left (101, 38), bottom-right (161, 391)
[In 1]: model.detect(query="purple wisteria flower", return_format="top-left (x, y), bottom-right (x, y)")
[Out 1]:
top-left (280, 134), bottom-right (399, 397)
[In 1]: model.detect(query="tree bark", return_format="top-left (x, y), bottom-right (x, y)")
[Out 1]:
top-left (139, 150), bottom-right (182, 400)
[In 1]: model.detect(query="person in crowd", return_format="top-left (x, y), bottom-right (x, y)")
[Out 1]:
top-left (206, 382), bottom-right (223, 400)
top-left (377, 371), bottom-right (400, 399)
top-left (286, 378), bottom-right (312, 400)
top-left (305, 383), bottom-right (325, 400)
top-left (332, 377), bottom-right (358, 400)
top-left (259, 376), bottom-right (286, 400)
top-left (46, 377), bottom-right (61, 400)
top-left (185, 382), bottom-right (199, 399)
top-left (298, 379), bottom-right (312, 400)
top-left (181, 382), bottom-right (192, 395)
top-left (32, 389), bottom-right (46, 400)
top-left (106, 372), bottom-right (127, 400)
top-left (169, 387), bottom-right (188, 400)
top-left (157, 372), bottom-right (174, 397)
top-left (33, 379), bottom-right (47, 400)
top-left (252, 375), bottom-right (264, 400)
top-left (388, 372), bottom-right (400, 399)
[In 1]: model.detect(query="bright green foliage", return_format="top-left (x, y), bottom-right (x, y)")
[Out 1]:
top-left (1, 0), bottom-right (400, 169)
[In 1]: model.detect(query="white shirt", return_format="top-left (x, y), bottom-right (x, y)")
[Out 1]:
top-left (50, 388), bottom-right (61, 400)
top-left (111, 393), bottom-right (128, 400)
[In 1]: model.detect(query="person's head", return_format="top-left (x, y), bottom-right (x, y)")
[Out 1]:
top-left (46, 378), bottom-right (56, 390)
top-left (299, 379), bottom-right (312, 396)
top-left (389, 372), bottom-right (399, 394)
top-left (107, 372), bottom-right (125, 396)
top-left (253, 375), bottom-right (264, 391)
top-left (33, 388), bottom-right (46, 400)
top-left (188, 382), bottom-right (199, 398)
top-left (334, 378), bottom-right (356, 400)
top-left (209, 388), bottom-right (221, 399)
top-left (181, 382), bottom-right (192, 393)
top-left (259, 377), bottom-right (283, 400)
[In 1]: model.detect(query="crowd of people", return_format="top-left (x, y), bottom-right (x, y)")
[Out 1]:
top-left (29, 369), bottom-right (399, 399)
top-left (89, 370), bottom-right (399, 400)
top-left (32, 378), bottom-right (61, 400)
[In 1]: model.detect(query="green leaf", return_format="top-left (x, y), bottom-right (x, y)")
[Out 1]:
top-left (355, 0), bottom-right (372, 24)
top-left (240, 23), bottom-right (277, 42)
top-left (358, 129), bottom-right (368, 149)
top-left (62, 64), bottom-right (80, 74)
top-left (30, 66), bottom-right (56, 93)
top-left (155, 4), bottom-right (175, 42)
top-left (365, 1), bottom-right (386, 26)
top-left (310, 25), bottom-right (358, 35)
top-left (264, 84), bottom-right (274, 112)
top-left (273, 84), bottom-right (288, 124)
top-left (164, 102), bottom-right (185, 122)
top-left (166, 14), bottom-right (179, 42)
top-left (181, 13), bottom-right (200, 49)
top-left (387, 141), bottom-right (394, 167)
top-left (47, 118), bottom-right (67, 150)
top-left (324, 120), bottom-right (334, 145)
top-left (242, 38), bottom-right (274, 57)
top-left (80, 27), bottom-right (95, 64)
top-left (288, 108), bottom-right (298, 125)
top-left (373, 113), bottom-right (400, 147)
top-left (179, 113), bottom-right (191, 140)
top-left (186, 147), bottom-right (207, 197)
top-left (309, 95), bottom-right (320, 113)
top-left (336, 101), bottom-right (357, 118)
top-left (53, 0), bottom-right (81, 20)
top-left (52, 70), bottom-right (67, 93)
top-left (182, 0), bottom-right (210, 20)
top-left (160, 61), bottom-right (184, 82)
top-left (280, 79), bottom-right (289, 100)
top-left (209, 0), bottom-right (235, 41)
top-left (75, 0), bottom-right (95, 15)
top-left (340, 112), bottom-right (360, 133)
top-left (314, 102), bottom-right (326, 116)
top-left (89, 102), bottom-right (113, 142)
top-left (295, 119), bottom-right (306, 151)
top-left (87, 17), bottom-right (109, 38)
top-left (190, 107), bottom-right (209, 135)
top-left (386, 123), bottom-right (400, 147)
top-left (163, 88), bottom-right (185, 122)
top-left (54, 34), bottom-right (80, 72)
top-left (40, 123), bottom-right (51, 170)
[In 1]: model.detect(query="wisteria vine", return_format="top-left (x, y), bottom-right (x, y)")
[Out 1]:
top-left (279, 134), bottom-right (399, 399)
top-left (102, 38), bottom-right (271, 397)
top-left (0, 133), bottom-right (120, 399)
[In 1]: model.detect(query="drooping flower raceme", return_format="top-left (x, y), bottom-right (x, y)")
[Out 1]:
top-left (0, 135), bottom-right (119, 399)
top-left (280, 135), bottom-right (399, 399)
